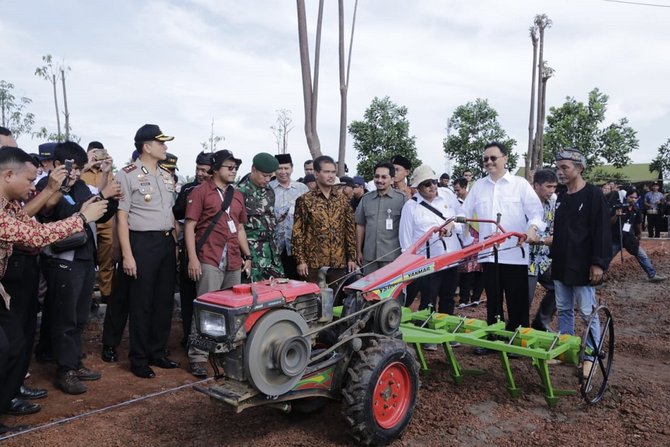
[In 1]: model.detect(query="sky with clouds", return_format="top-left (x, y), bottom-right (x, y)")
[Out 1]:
top-left (1, 0), bottom-right (669, 178)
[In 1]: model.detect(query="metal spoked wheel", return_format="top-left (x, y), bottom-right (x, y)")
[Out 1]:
top-left (578, 304), bottom-right (614, 404)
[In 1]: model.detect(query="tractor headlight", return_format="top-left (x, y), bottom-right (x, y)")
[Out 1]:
top-left (199, 310), bottom-right (227, 339)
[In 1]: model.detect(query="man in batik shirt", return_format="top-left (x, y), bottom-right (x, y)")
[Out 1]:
top-left (237, 153), bottom-right (284, 281)
top-left (527, 169), bottom-right (558, 331)
top-left (292, 155), bottom-right (357, 292)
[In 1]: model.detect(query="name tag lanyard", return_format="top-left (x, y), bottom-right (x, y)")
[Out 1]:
top-left (217, 187), bottom-right (236, 233)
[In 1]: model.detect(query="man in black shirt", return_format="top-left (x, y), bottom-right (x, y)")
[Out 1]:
top-left (551, 148), bottom-right (611, 379)
top-left (38, 142), bottom-right (120, 394)
top-left (172, 151), bottom-right (212, 347)
top-left (610, 190), bottom-right (666, 282)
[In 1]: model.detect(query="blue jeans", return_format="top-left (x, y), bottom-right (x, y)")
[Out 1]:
top-left (553, 280), bottom-right (600, 361)
top-left (611, 241), bottom-right (656, 279)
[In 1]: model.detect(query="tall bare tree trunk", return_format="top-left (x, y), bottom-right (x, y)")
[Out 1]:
top-left (337, 0), bottom-right (358, 177)
top-left (525, 26), bottom-right (537, 180)
top-left (51, 73), bottom-right (61, 138)
top-left (296, 0), bottom-right (323, 158)
top-left (530, 14), bottom-right (552, 173)
top-left (525, 27), bottom-right (538, 180)
top-left (61, 68), bottom-right (70, 140)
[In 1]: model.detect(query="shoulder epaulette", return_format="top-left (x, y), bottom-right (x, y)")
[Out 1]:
top-left (122, 163), bottom-right (137, 173)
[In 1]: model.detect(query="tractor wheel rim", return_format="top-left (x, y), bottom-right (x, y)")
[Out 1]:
top-left (372, 361), bottom-right (411, 429)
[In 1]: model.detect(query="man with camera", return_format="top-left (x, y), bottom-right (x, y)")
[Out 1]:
top-left (0, 146), bottom-right (108, 433)
top-left (37, 142), bottom-right (120, 394)
top-left (81, 141), bottom-right (116, 306)
top-left (610, 190), bottom-right (666, 282)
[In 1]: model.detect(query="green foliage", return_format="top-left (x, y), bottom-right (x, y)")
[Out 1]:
top-left (443, 98), bottom-right (517, 178)
top-left (649, 139), bottom-right (670, 180)
top-left (0, 80), bottom-right (35, 138)
top-left (544, 88), bottom-right (637, 171)
top-left (349, 96), bottom-right (420, 180)
top-left (32, 126), bottom-right (80, 143)
top-left (586, 168), bottom-right (627, 184)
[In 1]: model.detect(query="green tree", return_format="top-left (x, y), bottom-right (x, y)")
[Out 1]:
top-left (0, 80), bottom-right (35, 139)
top-left (443, 98), bottom-right (517, 178)
top-left (649, 139), bottom-right (670, 180)
top-left (543, 88), bottom-right (636, 170)
top-left (349, 96), bottom-right (420, 180)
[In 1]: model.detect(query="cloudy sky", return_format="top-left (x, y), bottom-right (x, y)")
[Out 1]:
top-left (2, 0), bottom-right (669, 178)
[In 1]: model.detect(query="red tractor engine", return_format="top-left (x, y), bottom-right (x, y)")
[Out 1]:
top-left (192, 278), bottom-right (333, 395)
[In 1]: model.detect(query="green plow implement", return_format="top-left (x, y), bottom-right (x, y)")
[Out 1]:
top-left (333, 305), bottom-right (613, 408)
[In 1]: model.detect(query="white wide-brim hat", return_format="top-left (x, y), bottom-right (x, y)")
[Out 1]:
top-left (410, 164), bottom-right (438, 188)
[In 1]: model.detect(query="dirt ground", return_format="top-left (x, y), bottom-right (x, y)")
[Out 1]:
top-left (2, 239), bottom-right (670, 446)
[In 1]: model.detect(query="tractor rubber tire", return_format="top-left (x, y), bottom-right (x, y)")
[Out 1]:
top-left (342, 338), bottom-right (419, 446)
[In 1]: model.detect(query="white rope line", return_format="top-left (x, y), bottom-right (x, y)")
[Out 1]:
top-left (0, 377), bottom-right (213, 442)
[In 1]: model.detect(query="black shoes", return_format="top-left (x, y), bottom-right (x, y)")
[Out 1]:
top-left (150, 357), bottom-right (180, 369)
top-left (474, 347), bottom-right (496, 356)
top-left (55, 370), bottom-right (87, 395)
top-left (101, 345), bottom-right (118, 363)
top-left (18, 385), bottom-right (48, 400)
top-left (5, 398), bottom-right (41, 416)
top-left (189, 362), bottom-right (208, 378)
top-left (131, 365), bottom-right (156, 379)
top-left (76, 365), bottom-right (102, 381)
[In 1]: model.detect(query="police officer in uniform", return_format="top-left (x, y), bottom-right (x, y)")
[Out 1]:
top-left (115, 124), bottom-right (179, 379)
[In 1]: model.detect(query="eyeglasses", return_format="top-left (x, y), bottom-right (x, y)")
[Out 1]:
top-left (419, 179), bottom-right (438, 188)
top-left (221, 165), bottom-right (239, 171)
top-left (482, 156), bottom-right (501, 163)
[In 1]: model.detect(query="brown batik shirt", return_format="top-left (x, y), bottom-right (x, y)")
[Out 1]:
top-left (292, 188), bottom-right (356, 269)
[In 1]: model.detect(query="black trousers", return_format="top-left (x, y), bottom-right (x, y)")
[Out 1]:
top-left (127, 231), bottom-right (176, 368)
top-left (647, 213), bottom-right (662, 238)
top-left (0, 301), bottom-right (26, 413)
top-left (102, 263), bottom-right (129, 348)
top-left (531, 267), bottom-right (556, 331)
top-left (43, 258), bottom-right (95, 372)
top-left (178, 257), bottom-right (197, 342)
top-left (418, 267), bottom-right (459, 315)
top-left (458, 271), bottom-right (484, 304)
top-left (280, 249), bottom-right (300, 280)
top-left (482, 263), bottom-right (529, 330)
top-left (1, 252), bottom-right (40, 389)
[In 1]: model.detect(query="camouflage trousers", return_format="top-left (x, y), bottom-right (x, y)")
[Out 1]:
top-left (247, 239), bottom-right (285, 282)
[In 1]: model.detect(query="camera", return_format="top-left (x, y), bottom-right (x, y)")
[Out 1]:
top-left (64, 159), bottom-right (74, 174)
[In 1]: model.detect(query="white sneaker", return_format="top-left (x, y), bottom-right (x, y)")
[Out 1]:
top-left (423, 343), bottom-right (438, 351)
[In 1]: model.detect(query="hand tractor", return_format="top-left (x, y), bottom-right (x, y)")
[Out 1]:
top-left (191, 217), bottom-right (614, 445)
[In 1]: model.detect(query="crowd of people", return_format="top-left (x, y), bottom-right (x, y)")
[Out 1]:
top-left (0, 124), bottom-right (667, 434)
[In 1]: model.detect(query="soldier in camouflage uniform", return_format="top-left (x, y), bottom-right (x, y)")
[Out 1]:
top-left (237, 153), bottom-right (284, 281)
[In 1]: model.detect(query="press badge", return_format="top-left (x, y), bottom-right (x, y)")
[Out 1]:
top-left (228, 219), bottom-right (237, 233)
top-left (385, 209), bottom-right (393, 230)
top-left (622, 223), bottom-right (631, 233)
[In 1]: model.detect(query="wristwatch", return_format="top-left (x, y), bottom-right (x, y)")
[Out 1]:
top-left (243, 254), bottom-right (252, 262)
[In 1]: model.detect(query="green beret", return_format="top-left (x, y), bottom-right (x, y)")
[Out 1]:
top-left (253, 152), bottom-right (279, 173)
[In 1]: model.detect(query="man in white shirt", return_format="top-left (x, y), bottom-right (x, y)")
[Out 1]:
top-left (461, 142), bottom-right (544, 353)
top-left (399, 164), bottom-right (463, 315)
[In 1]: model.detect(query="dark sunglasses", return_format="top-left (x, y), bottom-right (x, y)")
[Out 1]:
top-left (419, 179), bottom-right (438, 188)
top-left (221, 165), bottom-right (239, 171)
top-left (482, 155), bottom-right (501, 163)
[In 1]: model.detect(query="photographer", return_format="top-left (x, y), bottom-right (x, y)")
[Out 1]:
top-left (37, 142), bottom-right (120, 395)
top-left (0, 146), bottom-right (108, 433)
top-left (81, 141), bottom-right (117, 307)
top-left (610, 190), bottom-right (666, 282)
